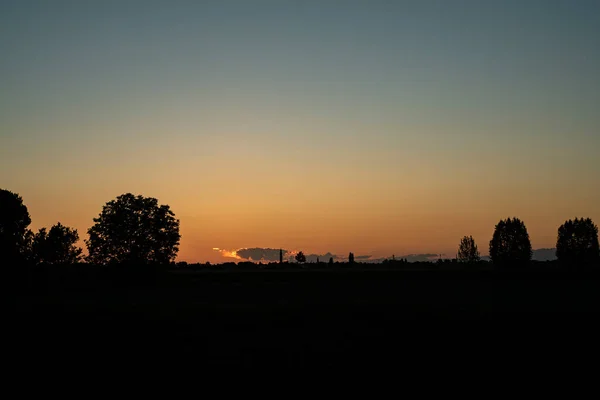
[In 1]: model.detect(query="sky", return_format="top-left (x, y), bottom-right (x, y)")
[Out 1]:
top-left (1, 0), bottom-right (599, 263)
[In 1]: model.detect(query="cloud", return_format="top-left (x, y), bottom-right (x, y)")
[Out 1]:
top-left (481, 249), bottom-right (557, 262)
top-left (304, 252), bottom-right (338, 263)
top-left (211, 249), bottom-right (456, 264)
top-left (397, 254), bottom-right (441, 262)
top-left (213, 248), bottom-right (558, 263)
top-left (213, 247), bottom-right (287, 262)
top-left (237, 248), bottom-right (287, 262)
top-left (358, 254), bottom-right (443, 263)
top-left (305, 253), bottom-right (377, 262)
top-left (299, 253), bottom-right (383, 263)
top-left (212, 247), bottom-right (241, 259)
top-left (212, 248), bottom-right (356, 263)
top-left (533, 248), bottom-right (556, 261)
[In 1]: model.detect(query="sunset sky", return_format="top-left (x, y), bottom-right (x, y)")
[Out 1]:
top-left (2, 0), bottom-right (599, 263)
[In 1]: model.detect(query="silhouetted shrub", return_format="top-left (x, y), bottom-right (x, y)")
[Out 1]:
top-left (295, 251), bottom-right (306, 263)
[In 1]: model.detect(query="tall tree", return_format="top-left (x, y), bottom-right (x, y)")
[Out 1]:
top-left (86, 193), bottom-right (180, 265)
top-left (457, 235), bottom-right (480, 263)
top-left (348, 252), bottom-right (355, 264)
top-left (0, 189), bottom-right (32, 263)
top-left (32, 223), bottom-right (82, 265)
top-left (489, 217), bottom-right (532, 266)
top-left (556, 218), bottom-right (599, 266)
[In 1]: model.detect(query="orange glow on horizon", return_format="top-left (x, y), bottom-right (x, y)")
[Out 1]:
top-left (212, 247), bottom-right (241, 260)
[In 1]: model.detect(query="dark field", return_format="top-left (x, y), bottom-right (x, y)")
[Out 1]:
top-left (7, 267), bottom-right (600, 368)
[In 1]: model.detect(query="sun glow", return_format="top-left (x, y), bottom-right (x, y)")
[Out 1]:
top-left (212, 247), bottom-right (241, 259)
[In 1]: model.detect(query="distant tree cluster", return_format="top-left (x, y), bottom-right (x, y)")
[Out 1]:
top-left (456, 217), bottom-right (599, 267)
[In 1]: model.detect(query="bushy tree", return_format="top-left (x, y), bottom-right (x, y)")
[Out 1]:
top-left (0, 189), bottom-right (32, 263)
top-left (86, 193), bottom-right (180, 265)
top-left (489, 217), bottom-right (532, 266)
top-left (457, 235), bottom-right (480, 263)
top-left (32, 223), bottom-right (82, 265)
top-left (348, 252), bottom-right (355, 264)
top-left (295, 251), bottom-right (306, 263)
top-left (556, 218), bottom-right (599, 266)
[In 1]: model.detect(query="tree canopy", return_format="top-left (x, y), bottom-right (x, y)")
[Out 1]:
top-left (86, 193), bottom-right (180, 265)
top-left (32, 223), bottom-right (82, 265)
top-left (556, 218), bottom-right (599, 266)
top-left (489, 217), bottom-right (532, 266)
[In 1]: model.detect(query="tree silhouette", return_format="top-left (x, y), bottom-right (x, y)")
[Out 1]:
top-left (295, 251), bottom-right (306, 263)
top-left (86, 193), bottom-right (180, 265)
top-left (349, 252), bottom-right (355, 264)
top-left (556, 218), bottom-right (599, 266)
top-left (457, 236), bottom-right (480, 263)
top-left (32, 223), bottom-right (82, 265)
top-left (489, 217), bottom-right (532, 266)
top-left (329, 257), bottom-right (334, 266)
top-left (0, 189), bottom-right (32, 263)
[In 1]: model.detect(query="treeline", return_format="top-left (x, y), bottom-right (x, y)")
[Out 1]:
top-left (1, 190), bottom-right (180, 266)
top-left (1, 188), bottom-right (599, 269)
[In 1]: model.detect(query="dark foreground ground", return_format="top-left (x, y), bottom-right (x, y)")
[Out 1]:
top-left (7, 267), bottom-right (600, 369)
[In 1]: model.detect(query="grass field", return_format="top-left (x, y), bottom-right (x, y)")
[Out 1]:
top-left (7, 267), bottom-right (600, 367)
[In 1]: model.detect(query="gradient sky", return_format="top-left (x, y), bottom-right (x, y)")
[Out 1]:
top-left (2, 0), bottom-right (599, 263)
